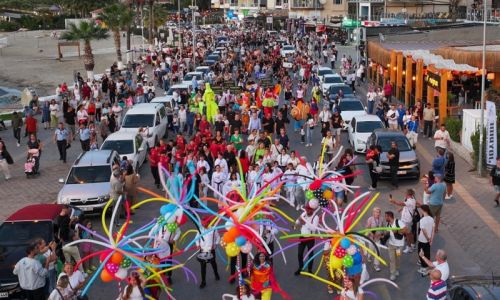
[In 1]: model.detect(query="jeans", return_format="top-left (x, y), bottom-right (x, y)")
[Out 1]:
top-left (47, 268), bottom-right (57, 294)
top-left (368, 101), bottom-right (374, 114)
top-left (57, 140), bottom-right (67, 162)
top-left (294, 119), bottom-right (303, 131)
top-left (13, 127), bottom-right (21, 144)
top-left (199, 249), bottom-right (219, 283)
top-left (424, 120), bottom-right (433, 138)
top-left (306, 126), bottom-right (313, 144)
top-left (297, 239), bottom-right (315, 272)
top-left (388, 244), bottom-right (403, 276)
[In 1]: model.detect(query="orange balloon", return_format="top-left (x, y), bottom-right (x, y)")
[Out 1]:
top-left (227, 227), bottom-right (240, 240)
top-left (223, 232), bottom-right (235, 243)
top-left (100, 268), bottom-right (114, 282)
top-left (110, 252), bottom-right (123, 264)
top-left (323, 189), bottom-right (334, 200)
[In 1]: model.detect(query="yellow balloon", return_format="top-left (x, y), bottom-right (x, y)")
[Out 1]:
top-left (225, 242), bottom-right (240, 257)
top-left (330, 256), bottom-right (343, 270)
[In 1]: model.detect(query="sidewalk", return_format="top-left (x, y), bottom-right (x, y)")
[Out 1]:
top-left (354, 80), bottom-right (500, 273)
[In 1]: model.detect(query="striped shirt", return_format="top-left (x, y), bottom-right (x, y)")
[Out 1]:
top-left (427, 279), bottom-right (447, 300)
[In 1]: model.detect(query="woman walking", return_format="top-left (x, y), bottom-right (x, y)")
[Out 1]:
top-left (0, 141), bottom-right (13, 181)
top-left (417, 205), bottom-right (435, 276)
top-left (42, 101), bottom-right (51, 130)
top-left (364, 207), bottom-right (382, 272)
top-left (444, 153), bottom-right (455, 199)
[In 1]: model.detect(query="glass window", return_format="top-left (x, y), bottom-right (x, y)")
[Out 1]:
top-left (66, 166), bottom-right (112, 184)
top-left (377, 137), bottom-right (411, 152)
top-left (339, 101), bottom-right (364, 111)
top-left (155, 113), bottom-right (161, 126)
top-left (334, 0), bottom-right (342, 4)
top-left (122, 114), bottom-right (155, 128)
top-left (101, 140), bottom-right (134, 155)
top-left (356, 121), bottom-right (384, 133)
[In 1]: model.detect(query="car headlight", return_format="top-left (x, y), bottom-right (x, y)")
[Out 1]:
top-left (98, 195), bottom-right (111, 203)
top-left (357, 139), bottom-right (366, 145)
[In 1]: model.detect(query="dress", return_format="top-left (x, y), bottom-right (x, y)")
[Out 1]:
top-left (443, 160), bottom-right (455, 184)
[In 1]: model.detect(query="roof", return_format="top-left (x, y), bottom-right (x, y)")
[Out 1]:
top-left (75, 150), bottom-right (114, 166)
top-left (373, 128), bottom-right (406, 137)
top-left (126, 103), bottom-right (162, 114)
top-left (104, 131), bottom-right (139, 141)
top-left (402, 49), bottom-right (478, 72)
top-left (353, 114), bottom-right (383, 121)
top-left (6, 204), bottom-right (63, 222)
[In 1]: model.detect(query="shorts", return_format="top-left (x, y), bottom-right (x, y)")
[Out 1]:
top-left (429, 205), bottom-right (443, 218)
top-left (495, 185), bottom-right (500, 193)
top-left (333, 128), bottom-right (341, 136)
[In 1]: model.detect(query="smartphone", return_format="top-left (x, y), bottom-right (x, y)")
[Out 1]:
top-left (389, 194), bottom-right (392, 199)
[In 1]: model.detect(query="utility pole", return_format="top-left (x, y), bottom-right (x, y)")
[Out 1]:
top-left (178, 0), bottom-right (182, 56)
top-left (191, 0), bottom-right (197, 70)
top-left (478, 0), bottom-right (487, 175)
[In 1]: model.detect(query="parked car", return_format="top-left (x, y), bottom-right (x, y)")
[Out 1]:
top-left (366, 129), bottom-right (420, 179)
top-left (100, 131), bottom-right (147, 172)
top-left (195, 66), bottom-right (211, 75)
top-left (120, 103), bottom-right (168, 148)
top-left (348, 115), bottom-right (385, 153)
top-left (447, 275), bottom-right (500, 300)
top-left (321, 74), bottom-right (344, 94)
top-left (182, 71), bottom-right (204, 86)
top-left (0, 204), bottom-right (83, 299)
top-left (280, 45), bottom-right (296, 57)
top-left (206, 54), bottom-right (220, 62)
top-left (57, 150), bottom-right (120, 213)
top-left (337, 98), bottom-right (367, 129)
top-left (327, 84), bottom-right (354, 102)
top-left (316, 66), bottom-right (334, 81)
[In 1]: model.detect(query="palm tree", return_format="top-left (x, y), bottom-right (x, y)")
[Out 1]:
top-left (144, 4), bottom-right (169, 41)
top-left (61, 21), bottom-right (109, 80)
top-left (98, 3), bottom-right (134, 69)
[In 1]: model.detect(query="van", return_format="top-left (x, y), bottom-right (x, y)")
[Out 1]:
top-left (119, 103), bottom-right (168, 147)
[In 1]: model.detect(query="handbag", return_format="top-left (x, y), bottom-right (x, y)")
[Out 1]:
top-left (375, 165), bottom-right (383, 173)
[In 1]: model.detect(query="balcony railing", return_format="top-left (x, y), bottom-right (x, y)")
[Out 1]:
top-left (467, 7), bottom-right (500, 23)
top-left (291, 0), bottom-right (323, 9)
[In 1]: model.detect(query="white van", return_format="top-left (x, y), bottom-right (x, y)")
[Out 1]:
top-left (119, 103), bottom-right (167, 147)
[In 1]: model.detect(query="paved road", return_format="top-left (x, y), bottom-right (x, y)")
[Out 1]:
top-left (0, 45), bottom-right (498, 300)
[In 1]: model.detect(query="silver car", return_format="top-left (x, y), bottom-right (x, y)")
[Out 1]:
top-left (57, 150), bottom-right (120, 214)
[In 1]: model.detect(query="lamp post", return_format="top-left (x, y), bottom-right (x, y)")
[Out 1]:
top-left (478, 1), bottom-right (487, 175)
top-left (178, 0), bottom-right (182, 56)
top-left (190, 2), bottom-right (198, 70)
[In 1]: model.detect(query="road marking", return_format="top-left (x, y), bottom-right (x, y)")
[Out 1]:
top-left (417, 144), bottom-right (500, 239)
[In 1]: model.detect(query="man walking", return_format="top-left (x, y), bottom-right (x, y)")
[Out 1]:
top-left (294, 203), bottom-right (319, 275)
top-left (433, 124), bottom-right (451, 153)
top-left (384, 210), bottom-right (407, 281)
top-left (13, 244), bottom-right (49, 300)
top-left (53, 122), bottom-right (71, 163)
top-left (388, 141), bottom-right (400, 188)
top-left (12, 111), bottom-right (23, 147)
top-left (425, 174), bottom-right (446, 233)
top-left (423, 103), bottom-right (435, 138)
top-left (78, 123), bottom-right (90, 151)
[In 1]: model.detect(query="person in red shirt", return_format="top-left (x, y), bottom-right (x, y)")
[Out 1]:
top-left (158, 139), bottom-right (168, 153)
top-left (87, 99), bottom-right (96, 123)
top-left (81, 83), bottom-right (91, 100)
top-left (60, 82), bottom-right (68, 93)
top-left (199, 116), bottom-right (210, 132)
top-left (149, 148), bottom-right (161, 188)
top-left (25, 114), bottom-right (37, 137)
top-left (159, 151), bottom-right (170, 172)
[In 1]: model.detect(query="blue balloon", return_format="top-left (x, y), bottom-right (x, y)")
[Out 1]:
top-left (346, 263), bottom-right (363, 276)
top-left (340, 238), bottom-right (351, 249)
top-left (160, 204), bottom-right (176, 215)
top-left (352, 252), bottom-right (362, 265)
top-left (235, 236), bottom-right (247, 247)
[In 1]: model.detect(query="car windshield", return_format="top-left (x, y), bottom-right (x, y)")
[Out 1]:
top-left (329, 86), bottom-right (353, 95)
top-left (283, 46), bottom-right (294, 51)
top-left (319, 69), bottom-right (333, 76)
top-left (184, 74), bottom-right (198, 81)
top-left (357, 121), bottom-right (383, 133)
top-left (324, 76), bottom-right (342, 84)
top-left (101, 140), bottom-right (134, 155)
top-left (0, 222), bottom-right (52, 246)
top-left (378, 136), bottom-right (412, 152)
top-left (122, 114), bottom-right (154, 128)
top-left (66, 165), bottom-right (112, 184)
top-left (339, 101), bottom-right (364, 111)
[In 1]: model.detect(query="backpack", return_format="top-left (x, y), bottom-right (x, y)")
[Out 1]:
top-left (393, 220), bottom-right (404, 240)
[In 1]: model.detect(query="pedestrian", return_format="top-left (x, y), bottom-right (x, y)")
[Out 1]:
top-left (42, 101), bottom-right (50, 130)
top-left (433, 124), bottom-right (450, 153)
top-left (418, 249), bottom-right (450, 281)
top-left (33, 238), bottom-right (57, 296)
top-left (53, 122), bottom-right (71, 163)
top-left (383, 210), bottom-right (408, 281)
top-left (389, 190), bottom-right (417, 253)
top-left (366, 87), bottom-right (377, 114)
top-left (425, 174), bottom-right (446, 233)
top-left (489, 157), bottom-right (500, 207)
top-left (13, 243), bottom-right (49, 300)
top-left (387, 141), bottom-right (400, 188)
top-left (250, 252), bottom-right (277, 300)
top-left (340, 276), bottom-right (364, 300)
top-left (423, 103), bottom-right (435, 138)
top-left (196, 217), bottom-right (220, 289)
top-left (417, 205), bottom-right (435, 276)
top-left (64, 106), bottom-right (77, 140)
top-left (78, 123), bottom-right (90, 152)
top-left (25, 113), bottom-right (37, 138)
top-left (425, 270), bottom-right (447, 300)
top-left (60, 262), bottom-right (85, 298)
top-left (49, 99), bottom-right (60, 129)
top-left (294, 203), bottom-right (319, 275)
top-left (383, 80), bottom-right (392, 100)
top-left (0, 140), bottom-right (13, 180)
top-left (386, 104), bottom-right (399, 130)
top-left (117, 271), bottom-right (146, 300)
top-left (365, 207), bottom-right (383, 272)
top-left (444, 153), bottom-right (455, 200)
top-left (124, 164), bottom-right (140, 209)
top-left (79, 219), bottom-right (96, 274)
top-left (366, 145), bottom-right (380, 190)
top-left (406, 115), bottom-right (419, 148)
top-left (12, 111), bottom-right (23, 147)
top-left (48, 274), bottom-right (71, 300)
top-left (304, 113), bottom-right (315, 147)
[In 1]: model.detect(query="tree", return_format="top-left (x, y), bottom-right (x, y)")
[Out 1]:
top-left (98, 3), bottom-right (134, 69)
top-left (144, 4), bottom-right (169, 40)
top-left (450, 0), bottom-right (460, 22)
top-left (147, 0), bottom-right (155, 44)
top-left (61, 21), bottom-right (109, 80)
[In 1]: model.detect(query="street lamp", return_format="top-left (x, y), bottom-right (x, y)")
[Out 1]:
top-left (190, 2), bottom-right (199, 70)
top-left (478, 1), bottom-right (487, 175)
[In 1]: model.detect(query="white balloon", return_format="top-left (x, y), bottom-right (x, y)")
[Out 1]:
top-left (309, 198), bottom-right (319, 209)
top-left (115, 268), bottom-right (128, 280)
top-left (240, 242), bottom-right (253, 254)
top-left (224, 220), bottom-right (234, 231)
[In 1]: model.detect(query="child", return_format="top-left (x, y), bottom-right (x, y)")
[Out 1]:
top-left (172, 113), bottom-right (180, 134)
top-left (199, 167), bottom-right (210, 205)
top-left (24, 153), bottom-right (36, 177)
top-left (283, 163), bottom-right (298, 209)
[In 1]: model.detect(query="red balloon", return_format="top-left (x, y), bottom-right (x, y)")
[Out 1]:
top-left (177, 214), bottom-right (188, 226)
top-left (334, 247), bottom-right (346, 258)
top-left (99, 250), bottom-right (112, 262)
top-left (309, 179), bottom-right (322, 190)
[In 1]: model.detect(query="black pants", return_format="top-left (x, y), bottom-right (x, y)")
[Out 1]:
top-left (297, 239), bottom-right (315, 272)
top-left (424, 120), bottom-right (433, 138)
top-left (166, 242), bottom-right (174, 278)
top-left (331, 61), bottom-right (335, 69)
top-left (13, 127), bottom-right (21, 144)
top-left (390, 165), bottom-right (399, 187)
top-left (230, 253), bottom-right (248, 277)
top-left (418, 241), bottom-right (430, 267)
top-left (151, 166), bottom-right (160, 186)
top-left (368, 164), bottom-right (378, 188)
top-left (24, 287), bottom-right (45, 300)
top-left (57, 140), bottom-right (67, 162)
top-left (199, 250), bottom-right (219, 283)
top-left (80, 139), bottom-right (90, 151)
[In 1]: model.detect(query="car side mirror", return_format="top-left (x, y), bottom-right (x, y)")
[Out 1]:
top-left (138, 147), bottom-right (144, 152)
top-left (58, 178), bottom-right (64, 184)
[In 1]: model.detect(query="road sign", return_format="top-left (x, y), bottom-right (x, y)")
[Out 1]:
top-left (266, 16), bottom-right (273, 24)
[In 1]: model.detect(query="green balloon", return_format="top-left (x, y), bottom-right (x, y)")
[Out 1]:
top-left (167, 223), bottom-right (178, 233)
top-left (342, 255), bottom-right (354, 268)
top-left (305, 190), bottom-right (314, 200)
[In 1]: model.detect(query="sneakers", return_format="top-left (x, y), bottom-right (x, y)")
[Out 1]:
top-left (403, 246), bottom-right (413, 254)
top-left (390, 274), bottom-right (397, 281)
top-left (368, 186), bottom-right (376, 191)
top-left (16, 142), bottom-right (20, 147)
top-left (374, 265), bottom-right (381, 272)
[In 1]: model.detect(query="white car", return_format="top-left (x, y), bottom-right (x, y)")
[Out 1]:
top-left (100, 131), bottom-right (148, 171)
top-left (338, 98), bottom-right (367, 130)
top-left (119, 103), bottom-right (168, 147)
top-left (348, 115), bottom-right (385, 153)
top-left (182, 71), bottom-right (204, 86)
top-left (151, 96), bottom-right (175, 116)
top-left (317, 67), bottom-right (334, 81)
top-left (321, 74), bottom-right (344, 94)
top-left (195, 66), bottom-right (211, 76)
top-left (280, 45), bottom-right (295, 57)
top-left (162, 83), bottom-right (191, 104)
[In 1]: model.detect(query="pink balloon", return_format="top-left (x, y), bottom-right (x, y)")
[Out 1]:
top-left (240, 242), bottom-right (253, 254)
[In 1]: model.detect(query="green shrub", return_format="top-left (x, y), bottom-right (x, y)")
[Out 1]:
top-left (445, 117), bottom-right (462, 142)
top-left (0, 21), bottom-right (20, 32)
top-left (471, 127), bottom-right (486, 170)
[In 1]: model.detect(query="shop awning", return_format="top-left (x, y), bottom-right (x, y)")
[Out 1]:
top-left (402, 50), bottom-right (479, 72)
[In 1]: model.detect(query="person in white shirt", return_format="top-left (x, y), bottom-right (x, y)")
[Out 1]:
top-left (13, 244), bottom-right (49, 299)
top-left (48, 275), bottom-right (71, 300)
top-left (386, 104), bottom-right (399, 130)
top-left (261, 164), bottom-right (275, 189)
top-left (389, 190), bottom-right (417, 253)
top-left (196, 217), bottom-right (221, 289)
top-left (197, 156), bottom-right (211, 174)
top-left (199, 167), bottom-right (210, 202)
top-left (245, 140), bottom-right (256, 162)
top-left (294, 204), bottom-right (319, 275)
top-left (433, 124), bottom-right (451, 152)
top-left (277, 148), bottom-right (291, 171)
top-left (419, 248), bottom-right (449, 281)
top-left (288, 151), bottom-right (300, 169)
top-left (318, 106), bottom-right (332, 127)
top-left (247, 165), bottom-right (258, 191)
top-left (366, 88), bottom-right (377, 114)
top-left (417, 205), bottom-right (435, 275)
top-left (211, 165), bottom-right (227, 202)
top-left (111, 102), bottom-right (123, 129)
top-left (270, 139), bottom-right (283, 160)
top-left (283, 163), bottom-right (298, 209)
top-left (214, 153), bottom-right (228, 175)
top-left (223, 173), bottom-right (241, 198)
top-left (61, 262), bottom-right (85, 298)
top-left (178, 105), bottom-right (187, 133)
top-left (384, 210), bottom-right (408, 281)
